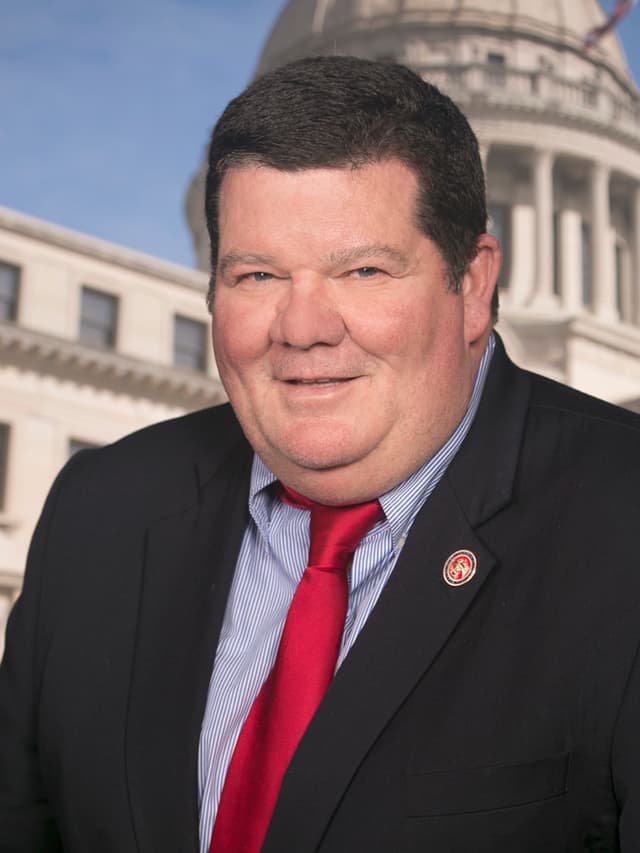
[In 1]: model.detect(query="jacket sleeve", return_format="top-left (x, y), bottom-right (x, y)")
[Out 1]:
top-left (0, 457), bottom-right (85, 852)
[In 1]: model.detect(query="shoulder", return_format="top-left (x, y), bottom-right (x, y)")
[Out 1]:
top-left (487, 333), bottom-right (640, 451)
top-left (49, 403), bottom-right (250, 522)
top-left (527, 370), bottom-right (640, 436)
top-left (510, 368), bottom-right (640, 511)
top-left (523, 369), bottom-right (640, 467)
top-left (100, 402), bottom-right (244, 465)
top-left (471, 339), bottom-right (640, 518)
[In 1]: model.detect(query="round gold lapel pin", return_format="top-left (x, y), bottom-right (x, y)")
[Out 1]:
top-left (443, 549), bottom-right (477, 587)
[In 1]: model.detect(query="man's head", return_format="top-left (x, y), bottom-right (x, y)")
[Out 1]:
top-left (205, 55), bottom-right (494, 315)
top-left (207, 57), bottom-right (500, 503)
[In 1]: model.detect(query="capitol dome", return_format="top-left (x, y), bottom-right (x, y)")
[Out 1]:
top-left (257, 0), bottom-right (633, 88)
top-left (186, 0), bottom-right (640, 406)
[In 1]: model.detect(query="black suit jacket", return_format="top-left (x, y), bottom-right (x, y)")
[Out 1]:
top-left (2, 338), bottom-right (640, 852)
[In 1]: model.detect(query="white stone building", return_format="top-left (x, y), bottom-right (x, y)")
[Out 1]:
top-left (187, 0), bottom-right (640, 405)
top-left (0, 207), bottom-right (224, 650)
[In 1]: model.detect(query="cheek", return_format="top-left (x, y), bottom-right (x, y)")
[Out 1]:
top-left (353, 298), bottom-right (439, 363)
top-left (366, 298), bottom-right (465, 395)
top-left (212, 299), bottom-right (270, 373)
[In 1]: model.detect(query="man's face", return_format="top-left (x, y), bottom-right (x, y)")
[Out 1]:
top-left (212, 159), bottom-right (496, 503)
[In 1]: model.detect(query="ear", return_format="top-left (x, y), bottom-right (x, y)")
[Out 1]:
top-left (462, 233), bottom-right (501, 347)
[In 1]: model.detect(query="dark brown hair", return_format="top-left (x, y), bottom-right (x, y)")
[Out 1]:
top-left (205, 55), bottom-right (495, 315)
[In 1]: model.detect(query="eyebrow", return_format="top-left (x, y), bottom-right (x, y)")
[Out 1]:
top-left (217, 253), bottom-right (278, 278)
top-left (217, 244), bottom-right (410, 278)
top-left (326, 244), bottom-right (410, 267)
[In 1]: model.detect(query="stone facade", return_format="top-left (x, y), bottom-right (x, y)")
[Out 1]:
top-left (0, 206), bottom-right (225, 652)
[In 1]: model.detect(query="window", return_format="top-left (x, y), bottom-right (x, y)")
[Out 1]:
top-left (79, 286), bottom-right (118, 348)
top-left (0, 423), bottom-right (9, 511)
top-left (582, 85), bottom-right (598, 108)
top-left (581, 222), bottom-right (592, 307)
top-left (553, 211), bottom-right (560, 297)
top-left (68, 438), bottom-right (99, 458)
top-left (616, 242), bottom-right (624, 317)
top-left (0, 261), bottom-right (20, 322)
top-left (487, 52), bottom-right (506, 86)
top-left (174, 315), bottom-right (207, 371)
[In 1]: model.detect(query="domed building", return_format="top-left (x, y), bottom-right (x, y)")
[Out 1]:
top-left (187, 0), bottom-right (640, 406)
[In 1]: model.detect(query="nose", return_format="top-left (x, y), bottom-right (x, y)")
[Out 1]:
top-left (270, 277), bottom-right (346, 350)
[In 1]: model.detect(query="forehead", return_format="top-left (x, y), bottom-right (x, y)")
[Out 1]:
top-left (217, 160), bottom-right (422, 246)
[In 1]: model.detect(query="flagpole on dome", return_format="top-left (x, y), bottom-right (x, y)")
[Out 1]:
top-left (584, 0), bottom-right (637, 50)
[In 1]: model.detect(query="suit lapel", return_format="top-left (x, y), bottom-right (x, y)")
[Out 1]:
top-left (265, 338), bottom-right (532, 852)
top-left (125, 435), bottom-right (252, 853)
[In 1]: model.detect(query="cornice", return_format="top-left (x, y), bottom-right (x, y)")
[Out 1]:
top-left (0, 321), bottom-right (227, 408)
top-left (570, 315), bottom-right (640, 360)
top-left (0, 206), bottom-right (209, 292)
top-left (412, 62), bottom-right (640, 150)
top-left (502, 308), bottom-right (640, 361)
top-left (0, 570), bottom-right (21, 598)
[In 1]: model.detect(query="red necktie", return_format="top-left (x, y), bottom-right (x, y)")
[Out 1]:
top-left (209, 485), bottom-right (383, 853)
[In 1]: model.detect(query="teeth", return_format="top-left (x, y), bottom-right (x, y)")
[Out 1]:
top-left (293, 379), bottom-right (343, 385)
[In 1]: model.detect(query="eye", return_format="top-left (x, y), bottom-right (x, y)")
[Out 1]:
top-left (238, 271), bottom-right (274, 283)
top-left (353, 267), bottom-right (382, 279)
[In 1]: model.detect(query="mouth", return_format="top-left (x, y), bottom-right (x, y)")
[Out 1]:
top-left (285, 378), bottom-right (351, 387)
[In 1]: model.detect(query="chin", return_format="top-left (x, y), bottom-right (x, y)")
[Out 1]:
top-left (266, 427), bottom-right (371, 473)
top-left (277, 444), bottom-right (361, 472)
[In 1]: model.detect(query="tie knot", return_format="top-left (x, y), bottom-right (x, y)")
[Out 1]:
top-left (280, 484), bottom-right (383, 571)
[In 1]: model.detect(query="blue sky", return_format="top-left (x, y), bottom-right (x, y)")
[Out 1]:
top-left (2, 0), bottom-right (639, 269)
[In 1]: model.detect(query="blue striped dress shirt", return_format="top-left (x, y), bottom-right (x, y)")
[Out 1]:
top-left (197, 335), bottom-right (495, 850)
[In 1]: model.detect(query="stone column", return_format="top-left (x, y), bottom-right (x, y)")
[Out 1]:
top-left (590, 161), bottom-right (617, 322)
top-left (559, 207), bottom-right (583, 313)
top-left (508, 203), bottom-right (535, 306)
top-left (531, 148), bottom-right (558, 308)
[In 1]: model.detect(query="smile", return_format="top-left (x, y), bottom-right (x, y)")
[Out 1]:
top-left (287, 379), bottom-right (350, 386)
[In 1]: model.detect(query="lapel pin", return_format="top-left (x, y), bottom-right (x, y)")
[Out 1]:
top-left (443, 549), bottom-right (477, 587)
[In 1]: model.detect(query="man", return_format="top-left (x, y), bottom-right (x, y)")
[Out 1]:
top-left (1, 55), bottom-right (640, 852)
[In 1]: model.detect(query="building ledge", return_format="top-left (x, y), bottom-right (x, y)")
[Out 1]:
top-left (0, 206), bottom-right (210, 292)
top-left (412, 63), bottom-right (640, 148)
top-left (0, 570), bottom-right (22, 600)
top-left (0, 513), bottom-right (19, 532)
top-left (500, 309), bottom-right (640, 381)
top-left (0, 321), bottom-right (227, 408)
top-left (570, 315), bottom-right (640, 360)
